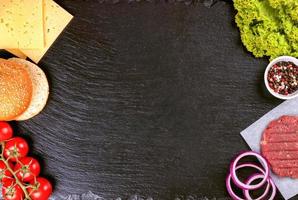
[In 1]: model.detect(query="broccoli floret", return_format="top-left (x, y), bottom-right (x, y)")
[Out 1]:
top-left (234, 0), bottom-right (298, 60)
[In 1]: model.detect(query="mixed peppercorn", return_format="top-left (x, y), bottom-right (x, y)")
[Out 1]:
top-left (267, 61), bottom-right (298, 95)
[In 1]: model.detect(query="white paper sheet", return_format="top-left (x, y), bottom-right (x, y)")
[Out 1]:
top-left (241, 98), bottom-right (298, 200)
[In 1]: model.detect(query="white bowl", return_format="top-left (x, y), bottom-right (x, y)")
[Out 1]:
top-left (264, 56), bottom-right (298, 100)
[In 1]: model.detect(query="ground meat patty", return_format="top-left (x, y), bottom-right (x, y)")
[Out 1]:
top-left (261, 115), bottom-right (298, 178)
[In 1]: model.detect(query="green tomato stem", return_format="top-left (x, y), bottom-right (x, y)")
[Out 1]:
top-left (0, 142), bottom-right (31, 200)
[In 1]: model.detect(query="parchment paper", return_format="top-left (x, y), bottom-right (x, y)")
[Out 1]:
top-left (241, 98), bottom-right (298, 200)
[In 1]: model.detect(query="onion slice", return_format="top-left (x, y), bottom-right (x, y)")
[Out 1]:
top-left (226, 163), bottom-right (267, 200)
top-left (230, 151), bottom-right (269, 190)
top-left (244, 173), bottom-right (276, 200)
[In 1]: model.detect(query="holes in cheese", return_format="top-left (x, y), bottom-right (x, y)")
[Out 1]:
top-left (21, 0), bottom-right (73, 63)
top-left (0, 0), bottom-right (44, 49)
top-left (6, 0), bottom-right (73, 63)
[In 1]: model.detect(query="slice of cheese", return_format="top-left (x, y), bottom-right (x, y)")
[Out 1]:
top-left (0, 0), bottom-right (44, 49)
top-left (6, 49), bottom-right (27, 59)
top-left (20, 0), bottom-right (73, 63)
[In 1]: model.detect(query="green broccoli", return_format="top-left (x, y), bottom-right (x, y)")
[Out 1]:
top-left (234, 0), bottom-right (298, 60)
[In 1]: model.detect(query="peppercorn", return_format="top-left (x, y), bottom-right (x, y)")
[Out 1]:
top-left (267, 61), bottom-right (298, 95)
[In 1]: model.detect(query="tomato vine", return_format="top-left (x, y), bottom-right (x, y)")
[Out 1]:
top-left (0, 122), bottom-right (52, 200)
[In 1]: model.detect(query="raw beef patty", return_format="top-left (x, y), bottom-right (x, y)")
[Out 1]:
top-left (261, 115), bottom-right (298, 178)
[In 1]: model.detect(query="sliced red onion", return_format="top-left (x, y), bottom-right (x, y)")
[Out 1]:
top-left (244, 173), bottom-right (276, 200)
top-left (226, 163), bottom-right (266, 200)
top-left (230, 151), bottom-right (269, 190)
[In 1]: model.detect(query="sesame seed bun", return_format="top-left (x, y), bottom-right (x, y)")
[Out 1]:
top-left (9, 58), bottom-right (49, 121)
top-left (0, 59), bottom-right (33, 121)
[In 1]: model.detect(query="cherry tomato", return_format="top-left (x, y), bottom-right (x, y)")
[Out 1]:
top-left (2, 179), bottom-right (24, 200)
top-left (14, 157), bottom-right (40, 182)
top-left (0, 122), bottom-right (13, 142)
top-left (4, 137), bottom-right (29, 162)
top-left (0, 160), bottom-right (14, 183)
top-left (28, 177), bottom-right (52, 200)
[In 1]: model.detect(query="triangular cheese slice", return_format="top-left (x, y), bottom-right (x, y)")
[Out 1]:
top-left (22, 0), bottom-right (73, 63)
top-left (6, 0), bottom-right (73, 63)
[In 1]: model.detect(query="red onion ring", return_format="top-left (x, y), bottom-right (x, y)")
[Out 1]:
top-left (226, 163), bottom-right (267, 200)
top-left (244, 173), bottom-right (276, 200)
top-left (230, 151), bottom-right (269, 190)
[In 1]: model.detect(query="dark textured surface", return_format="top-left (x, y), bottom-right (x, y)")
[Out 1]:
top-left (0, 1), bottom-right (288, 199)
top-left (94, 0), bottom-right (220, 7)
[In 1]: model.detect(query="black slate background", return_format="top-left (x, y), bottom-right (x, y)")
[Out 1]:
top-left (0, 1), bottom-right (288, 199)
